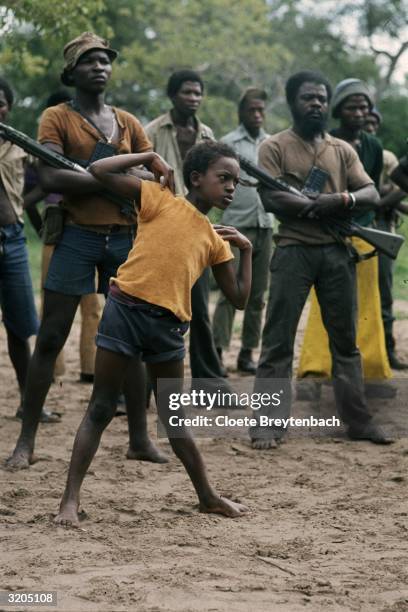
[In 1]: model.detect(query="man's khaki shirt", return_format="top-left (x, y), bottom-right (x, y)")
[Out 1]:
top-left (145, 112), bottom-right (214, 195)
top-left (220, 124), bottom-right (273, 229)
top-left (381, 149), bottom-right (399, 192)
top-left (259, 128), bottom-right (373, 246)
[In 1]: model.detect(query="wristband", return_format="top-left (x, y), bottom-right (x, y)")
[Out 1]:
top-left (348, 192), bottom-right (356, 209)
top-left (341, 191), bottom-right (356, 210)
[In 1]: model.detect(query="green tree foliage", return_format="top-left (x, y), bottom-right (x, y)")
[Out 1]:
top-left (96, 0), bottom-right (291, 134)
top-left (335, 0), bottom-right (408, 91)
top-left (376, 95), bottom-right (408, 158)
top-left (5, 0), bottom-right (107, 35)
top-left (0, 1), bottom-right (108, 135)
top-left (0, 0), bottom-right (406, 152)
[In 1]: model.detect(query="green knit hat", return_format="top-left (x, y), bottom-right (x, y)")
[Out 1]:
top-left (331, 78), bottom-right (374, 118)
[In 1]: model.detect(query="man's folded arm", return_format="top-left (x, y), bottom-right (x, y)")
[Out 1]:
top-left (37, 142), bottom-right (101, 195)
top-left (259, 182), bottom-right (379, 219)
top-left (350, 183), bottom-right (380, 211)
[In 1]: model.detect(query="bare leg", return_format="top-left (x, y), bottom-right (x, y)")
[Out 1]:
top-left (124, 357), bottom-right (168, 463)
top-left (55, 348), bottom-right (129, 527)
top-left (6, 290), bottom-right (81, 469)
top-left (148, 360), bottom-right (249, 518)
top-left (79, 293), bottom-right (100, 378)
top-left (41, 245), bottom-right (65, 377)
top-left (5, 326), bottom-right (30, 402)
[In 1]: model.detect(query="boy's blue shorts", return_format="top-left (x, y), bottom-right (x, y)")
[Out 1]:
top-left (44, 224), bottom-right (134, 296)
top-left (0, 223), bottom-right (39, 340)
top-left (96, 290), bottom-right (189, 364)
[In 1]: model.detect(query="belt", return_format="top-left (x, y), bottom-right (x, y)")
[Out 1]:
top-left (109, 285), bottom-right (180, 319)
top-left (65, 220), bottom-right (135, 235)
top-left (110, 285), bottom-right (154, 306)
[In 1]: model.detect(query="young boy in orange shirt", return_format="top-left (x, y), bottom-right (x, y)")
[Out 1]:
top-left (55, 141), bottom-right (252, 526)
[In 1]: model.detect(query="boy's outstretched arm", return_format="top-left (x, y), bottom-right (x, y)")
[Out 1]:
top-left (89, 152), bottom-right (175, 203)
top-left (212, 225), bottom-right (252, 310)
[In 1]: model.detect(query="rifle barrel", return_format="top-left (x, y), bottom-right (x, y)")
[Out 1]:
top-left (0, 121), bottom-right (134, 217)
top-left (238, 155), bottom-right (304, 197)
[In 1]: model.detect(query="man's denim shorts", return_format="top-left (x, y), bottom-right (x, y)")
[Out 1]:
top-left (0, 223), bottom-right (39, 340)
top-left (96, 290), bottom-right (189, 363)
top-left (45, 224), bottom-right (134, 296)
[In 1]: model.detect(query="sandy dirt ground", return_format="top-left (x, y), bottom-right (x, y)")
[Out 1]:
top-left (1, 298), bottom-right (408, 612)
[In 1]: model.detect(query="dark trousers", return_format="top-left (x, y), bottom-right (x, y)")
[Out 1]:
top-left (190, 268), bottom-right (231, 390)
top-left (213, 227), bottom-right (272, 350)
top-left (250, 244), bottom-right (371, 441)
top-left (376, 217), bottom-right (395, 355)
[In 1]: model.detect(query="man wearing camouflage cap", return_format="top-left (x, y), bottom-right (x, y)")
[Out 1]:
top-left (8, 32), bottom-right (167, 469)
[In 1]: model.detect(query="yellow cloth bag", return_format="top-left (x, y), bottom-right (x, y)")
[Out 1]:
top-left (298, 237), bottom-right (391, 380)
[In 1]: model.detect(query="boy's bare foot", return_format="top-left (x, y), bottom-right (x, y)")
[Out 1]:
top-left (126, 440), bottom-right (168, 463)
top-left (251, 438), bottom-right (278, 450)
top-left (200, 495), bottom-right (249, 518)
top-left (54, 498), bottom-right (80, 528)
top-left (5, 445), bottom-right (34, 470)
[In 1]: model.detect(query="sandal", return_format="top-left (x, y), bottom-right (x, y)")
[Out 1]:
top-left (15, 409), bottom-right (62, 423)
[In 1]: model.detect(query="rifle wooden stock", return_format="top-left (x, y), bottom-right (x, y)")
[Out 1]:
top-left (238, 154), bottom-right (405, 260)
top-left (0, 121), bottom-right (136, 218)
top-left (327, 219), bottom-right (405, 260)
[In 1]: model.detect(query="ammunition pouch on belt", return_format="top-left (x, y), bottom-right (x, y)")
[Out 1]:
top-left (42, 206), bottom-right (66, 245)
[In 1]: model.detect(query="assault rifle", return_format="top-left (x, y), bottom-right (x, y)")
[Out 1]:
top-left (238, 155), bottom-right (405, 260)
top-left (0, 122), bottom-right (135, 218)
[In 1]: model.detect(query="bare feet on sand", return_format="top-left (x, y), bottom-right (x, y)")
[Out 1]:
top-left (251, 438), bottom-right (279, 450)
top-left (200, 495), bottom-right (249, 518)
top-left (5, 446), bottom-right (34, 470)
top-left (126, 440), bottom-right (168, 463)
top-left (54, 498), bottom-right (81, 528)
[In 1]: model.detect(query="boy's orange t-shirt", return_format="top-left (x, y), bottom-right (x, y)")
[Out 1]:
top-left (113, 181), bottom-right (234, 321)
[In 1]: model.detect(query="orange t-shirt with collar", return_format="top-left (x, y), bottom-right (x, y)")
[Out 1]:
top-left (113, 181), bottom-right (234, 322)
top-left (37, 103), bottom-right (152, 226)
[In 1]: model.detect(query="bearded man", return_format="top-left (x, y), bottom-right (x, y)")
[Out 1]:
top-left (248, 71), bottom-right (391, 450)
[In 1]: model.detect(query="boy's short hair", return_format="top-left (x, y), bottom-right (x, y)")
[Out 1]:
top-left (285, 70), bottom-right (332, 107)
top-left (183, 141), bottom-right (238, 190)
top-left (167, 70), bottom-right (204, 98)
top-left (0, 77), bottom-right (14, 109)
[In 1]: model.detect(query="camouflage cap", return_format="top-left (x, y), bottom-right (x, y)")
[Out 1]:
top-left (61, 31), bottom-right (118, 85)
